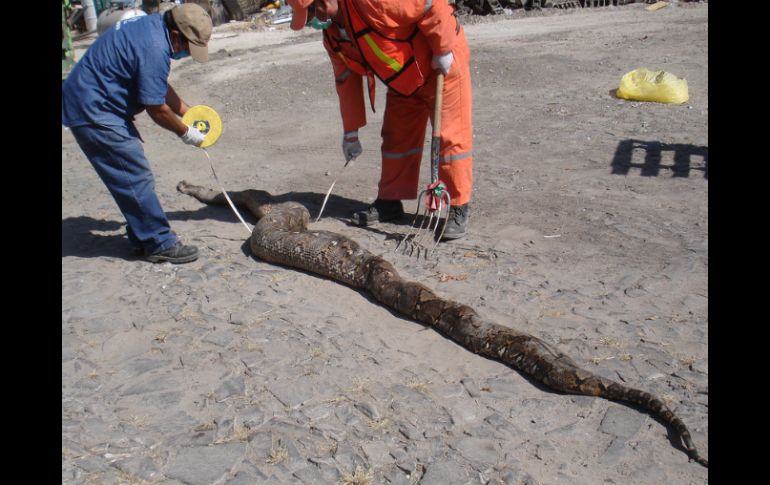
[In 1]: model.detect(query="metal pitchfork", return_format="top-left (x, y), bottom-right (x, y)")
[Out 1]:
top-left (396, 72), bottom-right (451, 258)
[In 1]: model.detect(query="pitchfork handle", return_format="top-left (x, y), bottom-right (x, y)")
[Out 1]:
top-left (430, 72), bottom-right (445, 184)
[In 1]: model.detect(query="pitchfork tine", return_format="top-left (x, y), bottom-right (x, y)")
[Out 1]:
top-left (396, 72), bottom-right (448, 260)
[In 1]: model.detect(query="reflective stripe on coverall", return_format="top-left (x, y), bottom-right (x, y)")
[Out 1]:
top-left (323, 0), bottom-right (473, 206)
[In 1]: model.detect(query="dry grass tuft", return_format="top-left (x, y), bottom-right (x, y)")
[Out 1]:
top-left (405, 378), bottom-right (432, 393)
top-left (598, 336), bottom-right (621, 347)
top-left (338, 466), bottom-right (374, 485)
top-left (347, 377), bottom-right (371, 393)
top-left (366, 417), bottom-right (390, 431)
top-left (319, 439), bottom-right (338, 456)
top-left (267, 442), bottom-right (288, 464)
top-left (216, 424), bottom-right (250, 444)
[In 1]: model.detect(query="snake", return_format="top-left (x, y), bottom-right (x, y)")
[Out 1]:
top-left (177, 180), bottom-right (708, 468)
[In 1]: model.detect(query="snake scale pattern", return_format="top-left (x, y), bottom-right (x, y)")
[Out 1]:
top-left (177, 180), bottom-right (707, 467)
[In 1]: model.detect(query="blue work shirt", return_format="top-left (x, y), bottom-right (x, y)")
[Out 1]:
top-left (62, 14), bottom-right (173, 138)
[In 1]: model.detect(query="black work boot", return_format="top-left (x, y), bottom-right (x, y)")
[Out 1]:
top-left (146, 241), bottom-right (199, 264)
top-left (351, 199), bottom-right (404, 226)
top-left (441, 203), bottom-right (469, 241)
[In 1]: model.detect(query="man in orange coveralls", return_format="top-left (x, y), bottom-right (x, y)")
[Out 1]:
top-left (288, 0), bottom-right (473, 240)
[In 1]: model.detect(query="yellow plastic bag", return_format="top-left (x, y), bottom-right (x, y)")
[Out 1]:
top-left (616, 68), bottom-right (689, 104)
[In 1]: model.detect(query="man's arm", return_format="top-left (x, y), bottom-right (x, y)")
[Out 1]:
top-left (165, 84), bottom-right (191, 117)
top-left (145, 102), bottom-right (188, 137)
top-left (326, 42), bottom-right (367, 133)
top-left (416, 0), bottom-right (458, 57)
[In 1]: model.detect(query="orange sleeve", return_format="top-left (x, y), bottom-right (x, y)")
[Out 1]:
top-left (416, 0), bottom-right (458, 55)
top-left (325, 41), bottom-right (367, 133)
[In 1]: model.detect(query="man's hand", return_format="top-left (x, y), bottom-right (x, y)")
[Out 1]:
top-left (180, 125), bottom-right (206, 146)
top-left (431, 51), bottom-right (454, 75)
top-left (342, 130), bottom-right (362, 162)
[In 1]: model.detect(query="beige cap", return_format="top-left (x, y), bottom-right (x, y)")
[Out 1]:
top-left (170, 3), bottom-right (213, 62)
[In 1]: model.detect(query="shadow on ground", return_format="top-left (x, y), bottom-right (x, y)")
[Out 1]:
top-left (61, 216), bottom-right (138, 259)
top-left (611, 139), bottom-right (708, 179)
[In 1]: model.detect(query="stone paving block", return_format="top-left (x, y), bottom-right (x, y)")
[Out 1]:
top-left (125, 357), bottom-right (173, 377)
top-left (462, 422), bottom-right (500, 440)
top-left (381, 464), bottom-right (413, 485)
top-left (200, 260), bottom-right (229, 278)
top-left (176, 268), bottom-right (204, 284)
top-left (226, 470), bottom-right (270, 485)
top-left (151, 411), bottom-right (199, 436)
top-left (167, 424), bottom-right (216, 448)
top-left (265, 379), bottom-right (316, 408)
top-left (442, 397), bottom-right (483, 425)
top-left (228, 300), bottom-right (276, 326)
top-left (73, 376), bottom-right (102, 391)
top-left (629, 460), bottom-right (669, 483)
top-left (98, 332), bottom-right (153, 364)
top-left (247, 430), bottom-right (274, 458)
top-left (80, 313), bottom-right (132, 334)
top-left (292, 463), bottom-right (341, 485)
top-left (420, 459), bottom-right (475, 485)
top-left (361, 441), bottom-right (392, 467)
top-left (331, 443), bottom-right (367, 471)
top-left (569, 395), bottom-right (596, 409)
top-left (460, 377), bottom-right (482, 397)
top-left (598, 437), bottom-right (629, 465)
top-left (239, 405), bottom-right (266, 429)
top-left (397, 421), bottom-right (420, 441)
top-left (300, 401), bottom-right (335, 422)
top-left (335, 403), bottom-right (363, 428)
top-left (62, 334), bottom-right (80, 362)
top-left (112, 455), bottom-right (162, 482)
top-left (451, 436), bottom-right (500, 464)
top-left (390, 383), bottom-right (432, 403)
top-left (543, 420), bottom-right (580, 437)
top-left (482, 376), bottom-right (525, 399)
top-left (599, 406), bottom-right (646, 439)
top-left (135, 390), bottom-right (185, 409)
top-left (203, 330), bottom-right (235, 348)
top-left (72, 455), bottom-right (109, 473)
top-left (532, 438), bottom-right (557, 462)
top-left (227, 461), bottom-right (270, 484)
top-left (354, 400), bottom-right (381, 420)
top-left (165, 443), bottom-right (246, 485)
top-left (432, 382), bottom-right (466, 399)
top-left (497, 467), bottom-right (540, 485)
top-left (508, 397), bottom-right (558, 422)
top-left (483, 412), bottom-right (521, 437)
top-left (215, 375), bottom-right (246, 401)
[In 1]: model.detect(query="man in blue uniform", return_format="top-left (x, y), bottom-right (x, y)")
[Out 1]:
top-left (62, 3), bottom-right (213, 264)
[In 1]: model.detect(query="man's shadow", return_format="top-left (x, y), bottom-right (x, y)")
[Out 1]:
top-left (611, 139), bottom-right (708, 179)
top-left (61, 217), bottom-right (138, 259)
top-left (169, 189), bottom-right (424, 244)
top-left (63, 191), bottom-right (387, 260)
top-left (167, 190), bottom-right (368, 224)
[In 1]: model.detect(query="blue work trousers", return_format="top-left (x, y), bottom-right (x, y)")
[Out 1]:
top-left (70, 125), bottom-right (178, 256)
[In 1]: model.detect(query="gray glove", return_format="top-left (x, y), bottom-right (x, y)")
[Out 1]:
top-left (180, 125), bottom-right (206, 146)
top-left (431, 51), bottom-right (454, 75)
top-left (342, 130), bottom-right (362, 162)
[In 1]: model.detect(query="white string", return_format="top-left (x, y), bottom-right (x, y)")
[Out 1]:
top-left (315, 157), bottom-right (355, 222)
top-left (202, 148), bottom-right (253, 235)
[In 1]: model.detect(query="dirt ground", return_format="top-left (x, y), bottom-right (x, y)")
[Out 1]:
top-left (62, 3), bottom-right (708, 484)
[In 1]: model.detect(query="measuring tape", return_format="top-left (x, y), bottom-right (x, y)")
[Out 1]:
top-left (182, 105), bottom-right (253, 236)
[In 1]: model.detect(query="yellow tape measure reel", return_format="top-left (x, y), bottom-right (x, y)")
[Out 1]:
top-left (181, 105), bottom-right (223, 148)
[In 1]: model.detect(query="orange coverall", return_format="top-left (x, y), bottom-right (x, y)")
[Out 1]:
top-left (324, 0), bottom-right (473, 206)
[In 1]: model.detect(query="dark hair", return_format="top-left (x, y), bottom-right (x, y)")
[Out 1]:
top-left (163, 9), bottom-right (184, 39)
